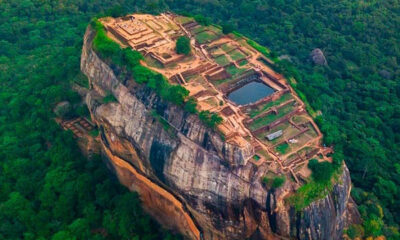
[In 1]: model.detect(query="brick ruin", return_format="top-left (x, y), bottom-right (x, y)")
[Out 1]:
top-left (97, 13), bottom-right (332, 183)
top-left (59, 117), bottom-right (95, 138)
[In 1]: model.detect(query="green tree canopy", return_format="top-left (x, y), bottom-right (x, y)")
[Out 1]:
top-left (221, 24), bottom-right (234, 34)
top-left (175, 36), bottom-right (191, 55)
top-left (308, 159), bottom-right (334, 183)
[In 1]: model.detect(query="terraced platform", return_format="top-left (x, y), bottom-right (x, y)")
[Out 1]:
top-left (100, 13), bottom-right (332, 182)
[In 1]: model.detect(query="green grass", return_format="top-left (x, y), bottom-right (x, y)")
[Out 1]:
top-left (286, 161), bottom-right (343, 211)
top-left (166, 22), bottom-right (180, 31)
top-left (262, 174), bottom-right (286, 188)
top-left (214, 77), bottom-right (233, 86)
top-left (221, 43), bottom-right (235, 52)
top-left (306, 123), bottom-right (318, 137)
top-left (175, 16), bottom-right (193, 24)
top-left (226, 65), bottom-right (247, 76)
top-left (195, 31), bottom-right (218, 44)
top-left (276, 142), bottom-right (290, 154)
top-left (159, 117), bottom-right (171, 131)
top-left (103, 93), bottom-right (118, 103)
top-left (214, 54), bottom-right (230, 66)
top-left (287, 180), bottom-right (332, 211)
top-left (256, 149), bottom-right (273, 161)
top-left (229, 49), bottom-right (246, 61)
top-left (238, 59), bottom-right (248, 66)
top-left (249, 104), bottom-right (295, 130)
top-left (208, 25), bottom-right (223, 34)
top-left (144, 55), bottom-right (164, 69)
top-left (286, 167), bottom-right (342, 211)
top-left (248, 93), bottom-right (293, 118)
top-left (204, 97), bottom-right (218, 107)
top-left (257, 57), bottom-right (275, 68)
top-left (292, 115), bottom-right (309, 124)
top-left (253, 155), bottom-right (261, 161)
top-left (231, 31), bottom-right (244, 40)
top-left (185, 74), bottom-right (201, 82)
top-left (209, 48), bottom-right (224, 57)
top-left (192, 26), bottom-right (207, 34)
top-left (214, 68), bottom-right (254, 86)
top-left (247, 39), bottom-right (273, 58)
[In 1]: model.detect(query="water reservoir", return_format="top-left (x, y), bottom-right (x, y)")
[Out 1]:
top-left (228, 81), bottom-right (275, 105)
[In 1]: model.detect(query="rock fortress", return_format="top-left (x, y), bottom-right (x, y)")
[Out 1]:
top-left (70, 12), bottom-right (360, 240)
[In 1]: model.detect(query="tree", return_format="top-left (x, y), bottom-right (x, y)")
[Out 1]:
top-left (184, 97), bottom-right (197, 113)
top-left (346, 224), bottom-right (364, 239)
top-left (199, 111), bottom-right (223, 128)
top-left (373, 178), bottom-right (397, 206)
top-left (0, 192), bottom-right (35, 238)
top-left (132, 65), bottom-right (156, 84)
top-left (272, 176), bottom-right (286, 188)
top-left (68, 218), bottom-right (90, 239)
top-left (162, 85), bottom-right (189, 106)
top-left (308, 159), bottom-right (334, 182)
top-left (122, 48), bottom-right (143, 67)
top-left (262, 175), bottom-right (286, 188)
top-left (175, 36), bottom-right (191, 55)
top-left (51, 231), bottom-right (75, 240)
top-left (92, 22), bottom-right (121, 59)
top-left (194, 15), bottom-right (210, 26)
top-left (105, 5), bottom-right (127, 17)
top-left (221, 24), bottom-right (234, 34)
top-left (2, 0), bottom-right (400, 235)
top-left (0, 2), bottom-right (183, 239)
top-left (363, 215), bottom-right (384, 237)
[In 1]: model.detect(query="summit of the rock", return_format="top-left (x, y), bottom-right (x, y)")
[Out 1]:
top-left (79, 13), bottom-right (360, 239)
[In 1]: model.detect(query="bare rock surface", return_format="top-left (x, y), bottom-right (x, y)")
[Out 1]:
top-left (53, 101), bottom-right (71, 117)
top-left (310, 48), bottom-right (327, 65)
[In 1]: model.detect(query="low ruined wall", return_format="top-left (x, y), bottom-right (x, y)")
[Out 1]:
top-left (251, 108), bottom-right (304, 135)
top-left (222, 70), bottom-right (261, 94)
top-left (241, 88), bottom-right (290, 112)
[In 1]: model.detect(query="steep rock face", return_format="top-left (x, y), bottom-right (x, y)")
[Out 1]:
top-left (81, 26), bottom-right (358, 240)
top-left (293, 166), bottom-right (358, 239)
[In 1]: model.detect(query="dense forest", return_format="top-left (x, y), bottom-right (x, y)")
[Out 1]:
top-left (0, 1), bottom-right (183, 239)
top-left (0, 0), bottom-right (399, 239)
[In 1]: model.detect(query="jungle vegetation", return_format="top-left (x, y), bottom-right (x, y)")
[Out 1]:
top-left (175, 36), bottom-right (191, 55)
top-left (0, 0), bottom-right (399, 239)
